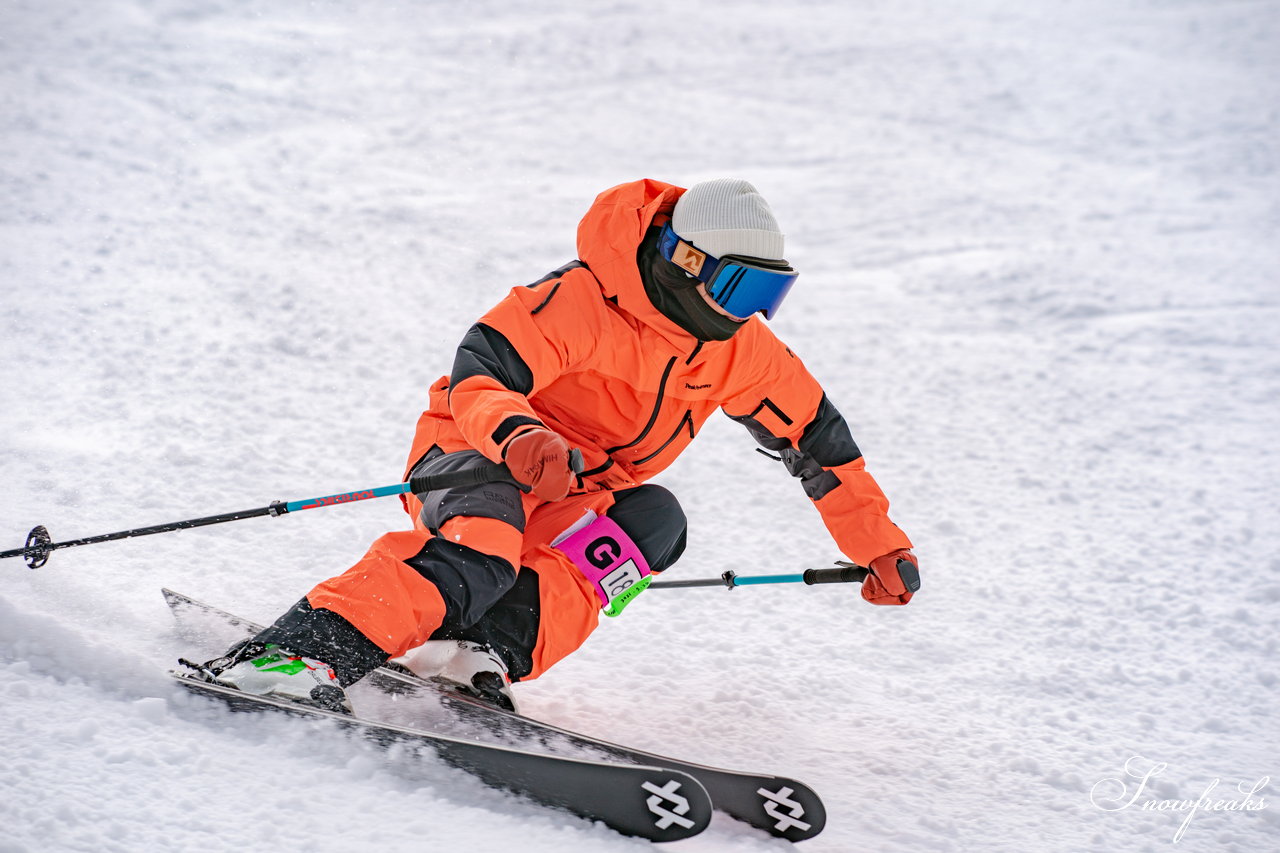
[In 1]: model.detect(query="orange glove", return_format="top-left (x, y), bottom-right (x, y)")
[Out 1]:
top-left (861, 549), bottom-right (920, 605)
top-left (503, 429), bottom-right (574, 501)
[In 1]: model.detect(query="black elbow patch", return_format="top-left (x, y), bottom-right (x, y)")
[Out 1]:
top-left (798, 394), bottom-right (862, 467)
top-left (730, 394), bottom-right (858, 502)
top-left (451, 324), bottom-right (535, 396)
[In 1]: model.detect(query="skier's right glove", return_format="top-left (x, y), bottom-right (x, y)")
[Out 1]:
top-left (503, 428), bottom-right (575, 502)
top-left (861, 549), bottom-right (920, 605)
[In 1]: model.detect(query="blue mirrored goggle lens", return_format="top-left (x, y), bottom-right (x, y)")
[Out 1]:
top-left (706, 261), bottom-right (798, 320)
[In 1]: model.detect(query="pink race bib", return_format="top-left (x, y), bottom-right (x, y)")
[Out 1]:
top-left (552, 514), bottom-right (652, 617)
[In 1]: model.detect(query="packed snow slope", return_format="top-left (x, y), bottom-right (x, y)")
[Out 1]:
top-left (2, 1), bottom-right (1277, 851)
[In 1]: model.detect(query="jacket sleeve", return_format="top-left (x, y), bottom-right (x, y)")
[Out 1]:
top-left (721, 334), bottom-right (913, 567)
top-left (447, 266), bottom-right (598, 461)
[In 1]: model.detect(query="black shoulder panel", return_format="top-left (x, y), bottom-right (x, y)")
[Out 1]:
top-left (523, 261), bottom-right (586, 314)
top-left (524, 259), bottom-right (585, 290)
top-left (450, 323), bottom-right (535, 396)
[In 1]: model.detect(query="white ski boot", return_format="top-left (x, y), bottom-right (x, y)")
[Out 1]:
top-left (202, 643), bottom-right (352, 714)
top-left (393, 640), bottom-right (519, 712)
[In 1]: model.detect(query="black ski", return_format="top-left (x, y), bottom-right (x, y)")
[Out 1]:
top-left (171, 671), bottom-right (710, 842)
top-left (164, 588), bottom-right (825, 841)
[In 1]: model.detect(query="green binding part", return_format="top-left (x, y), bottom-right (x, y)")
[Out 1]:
top-left (603, 574), bottom-right (652, 617)
top-left (251, 649), bottom-right (308, 676)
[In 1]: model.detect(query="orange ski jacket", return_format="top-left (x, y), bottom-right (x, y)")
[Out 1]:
top-left (405, 179), bottom-right (912, 567)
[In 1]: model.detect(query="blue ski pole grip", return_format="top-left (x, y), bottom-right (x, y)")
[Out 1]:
top-left (802, 564), bottom-right (870, 585)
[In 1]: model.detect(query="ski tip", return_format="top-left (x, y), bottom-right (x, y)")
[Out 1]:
top-left (616, 769), bottom-right (713, 842)
top-left (751, 777), bottom-right (826, 841)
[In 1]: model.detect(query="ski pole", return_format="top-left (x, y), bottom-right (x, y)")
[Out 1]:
top-left (649, 561), bottom-right (882, 590)
top-left (3, 450), bottom-right (583, 570)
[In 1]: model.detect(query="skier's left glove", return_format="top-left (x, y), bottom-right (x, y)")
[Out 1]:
top-left (861, 549), bottom-right (920, 605)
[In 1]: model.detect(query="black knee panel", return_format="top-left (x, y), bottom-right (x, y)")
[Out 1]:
top-left (405, 538), bottom-right (518, 630)
top-left (606, 484), bottom-right (687, 573)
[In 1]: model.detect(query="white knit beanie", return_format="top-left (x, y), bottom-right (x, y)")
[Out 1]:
top-left (672, 179), bottom-right (785, 261)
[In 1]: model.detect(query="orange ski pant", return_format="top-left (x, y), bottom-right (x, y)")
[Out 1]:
top-left (306, 489), bottom-right (619, 682)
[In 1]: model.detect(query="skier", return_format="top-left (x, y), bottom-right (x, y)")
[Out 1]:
top-left (189, 178), bottom-right (919, 713)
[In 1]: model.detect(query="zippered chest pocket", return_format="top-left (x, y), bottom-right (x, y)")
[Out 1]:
top-left (633, 409), bottom-right (696, 465)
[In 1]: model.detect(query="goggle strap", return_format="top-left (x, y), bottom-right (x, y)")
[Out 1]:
top-left (659, 223), bottom-right (717, 284)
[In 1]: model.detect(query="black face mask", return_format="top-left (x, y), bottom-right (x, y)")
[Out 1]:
top-left (636, 226), bottom-right (745, 342)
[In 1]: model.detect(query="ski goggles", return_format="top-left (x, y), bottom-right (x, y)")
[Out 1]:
top-left (658, 223), bottom-right (797, 320)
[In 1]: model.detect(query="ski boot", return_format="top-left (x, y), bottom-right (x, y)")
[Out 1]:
top-left (182, 640), bottom-right (352, 715)
top-left (394, 640), bottom-right (519, 712)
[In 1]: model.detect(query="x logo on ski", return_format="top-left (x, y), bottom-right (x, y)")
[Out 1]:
top-left (641, 779), bottom-right (696, 830)
top-left (758, 785), bottom-right (812, 833)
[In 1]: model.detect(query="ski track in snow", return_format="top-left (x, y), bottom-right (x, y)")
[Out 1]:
top-left (2, 1), bottom-right (1278, 851)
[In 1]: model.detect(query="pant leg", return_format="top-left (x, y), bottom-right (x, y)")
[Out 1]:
top-left (257, 448), bottom-right (537, 684)
top-left (444, 484), bottom-right (688, 682)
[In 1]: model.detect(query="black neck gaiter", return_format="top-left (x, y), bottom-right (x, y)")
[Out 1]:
top-left (637, 226), bottom-right (745, 342)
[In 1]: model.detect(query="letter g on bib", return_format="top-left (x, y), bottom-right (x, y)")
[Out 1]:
top-left (553, 515), bottom-right (653, 617)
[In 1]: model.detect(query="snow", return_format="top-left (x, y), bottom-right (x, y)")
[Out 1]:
top-left (2, 0), bottom-right (1278, 850)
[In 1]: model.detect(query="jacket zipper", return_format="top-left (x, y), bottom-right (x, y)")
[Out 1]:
top-left (605, 355), bottom-right (678, 455)
top-left (582, 341), bottom-right (699, 478)
top-left (633, 409), bottom-right (695, 465)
